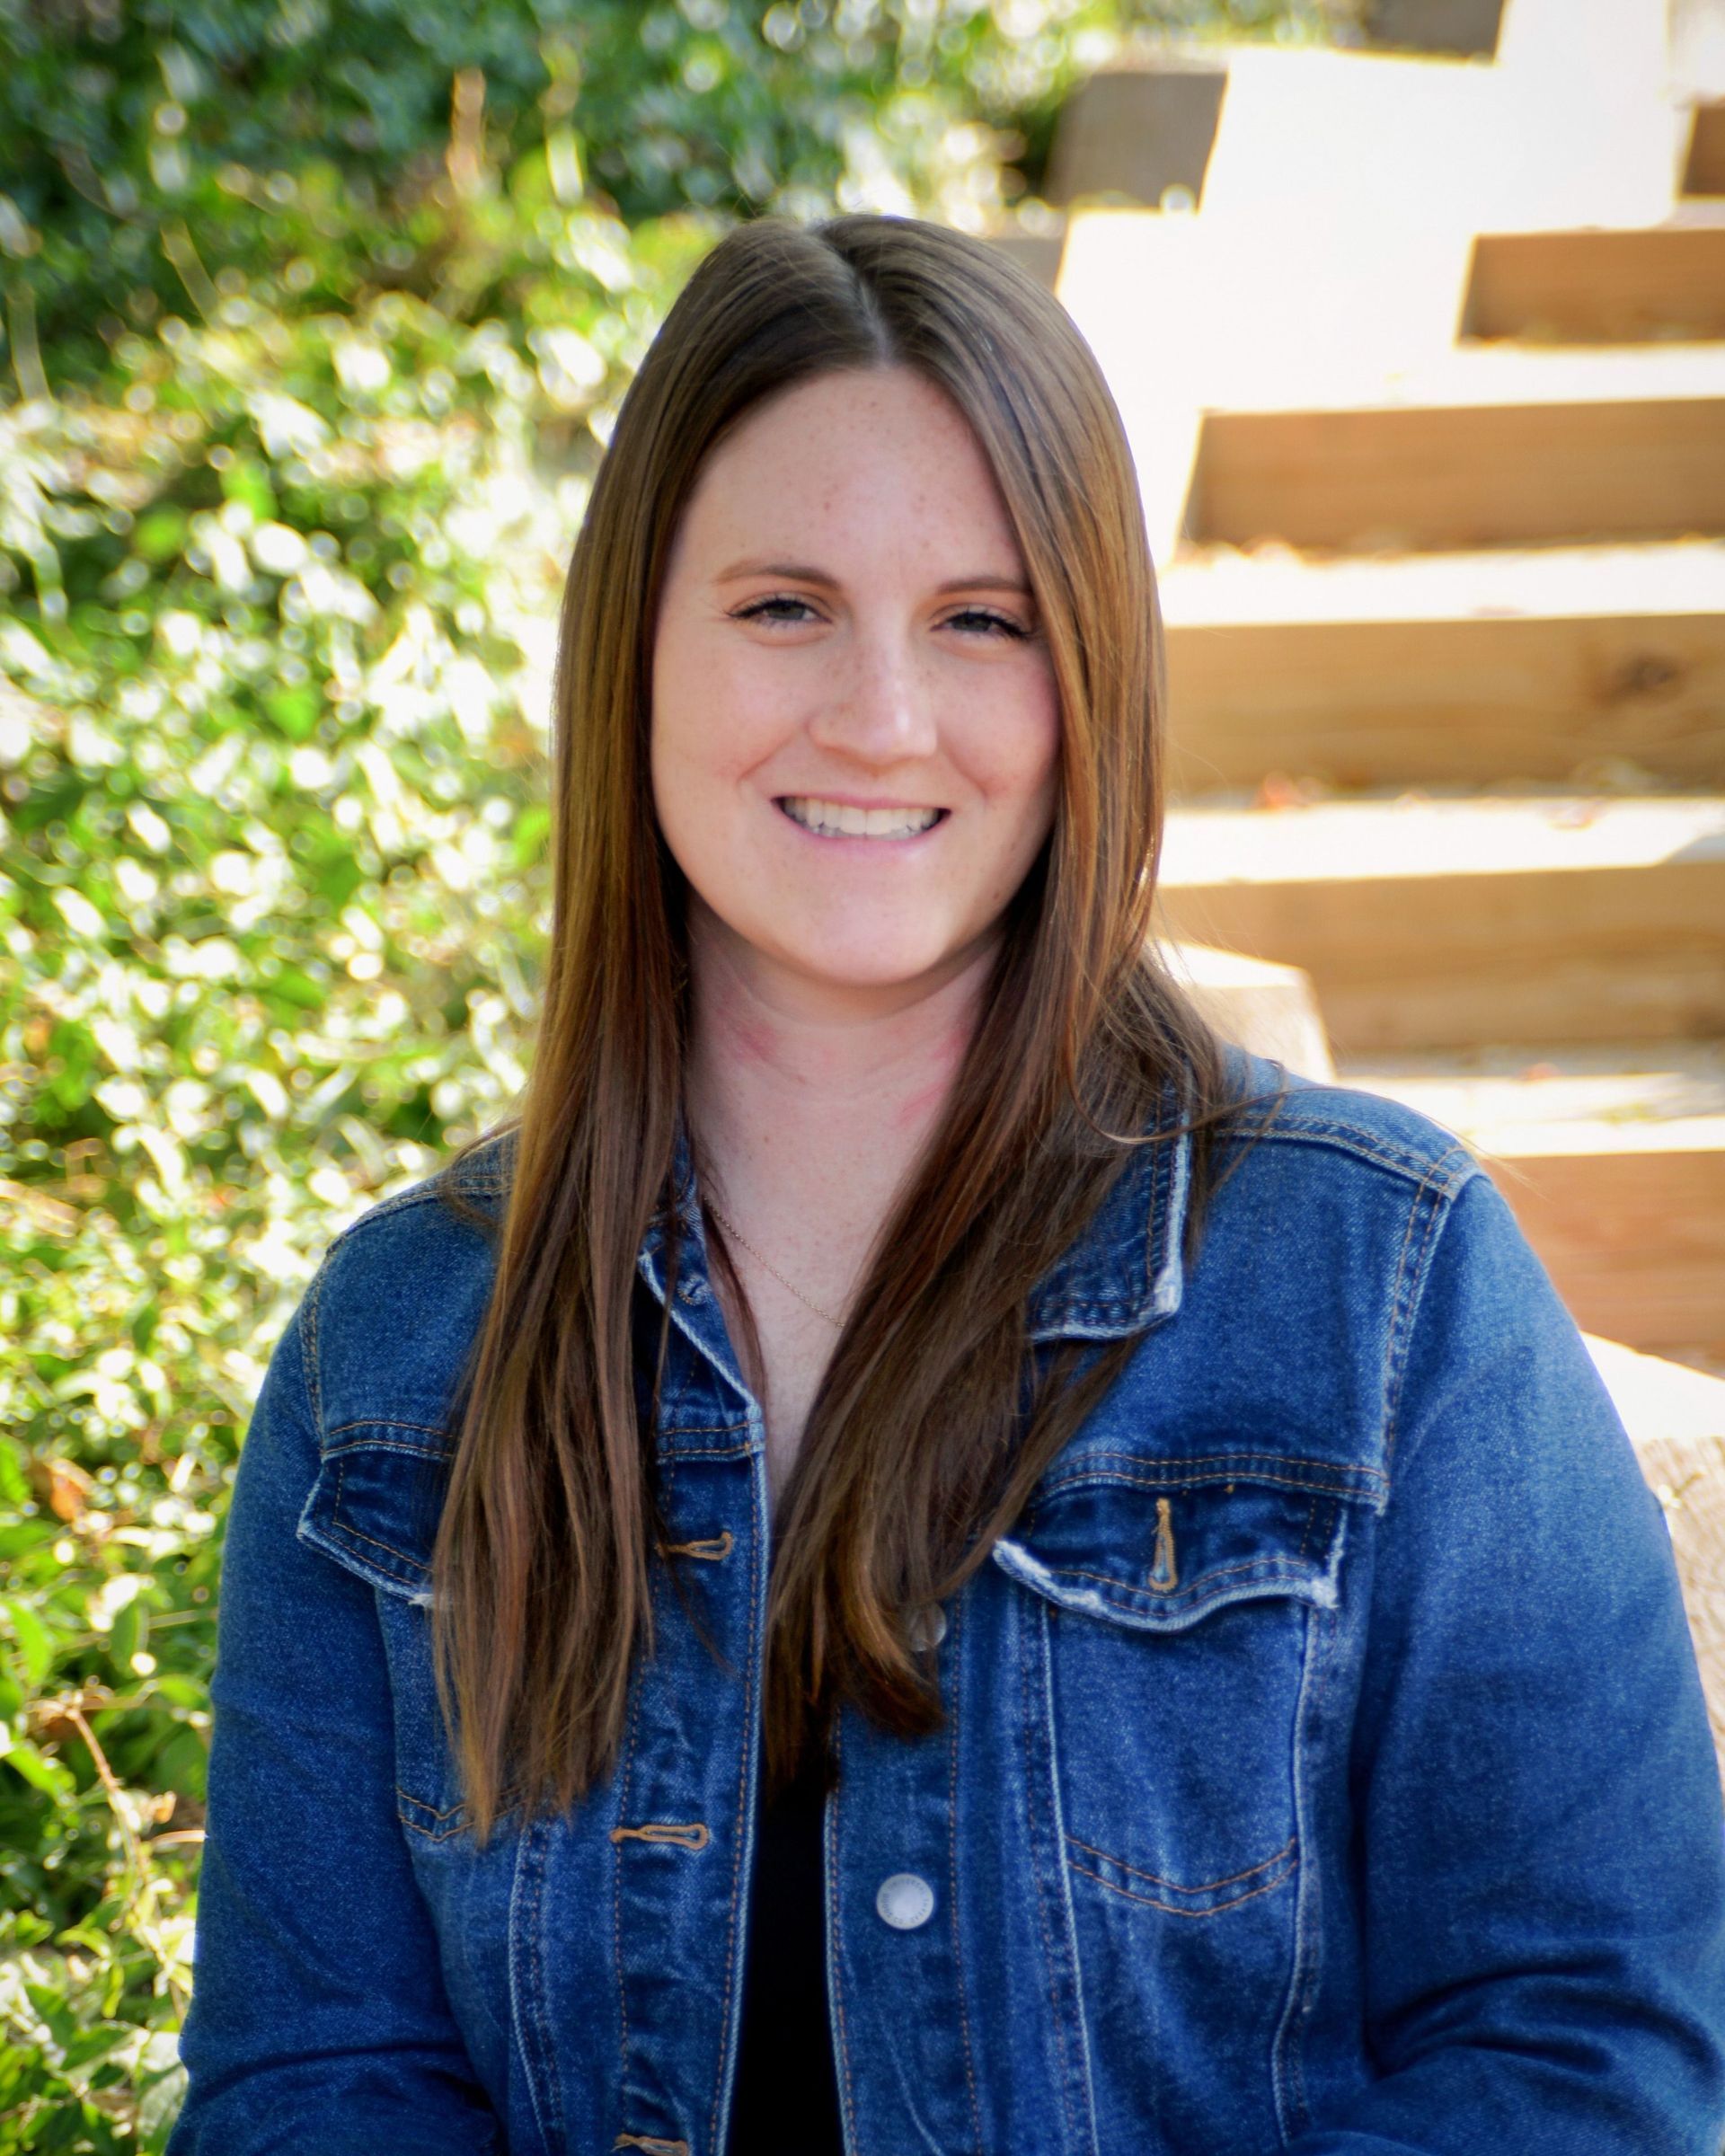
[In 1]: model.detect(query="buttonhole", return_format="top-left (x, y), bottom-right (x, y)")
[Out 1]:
top-left (1147, 1496), bottom-right (1179, 1592)
top-left (656, 1530), bottom-right (733, 1562)
top-left (609, 1820), bottom-right (711, 1850)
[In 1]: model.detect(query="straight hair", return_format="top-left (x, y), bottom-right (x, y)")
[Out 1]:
top-left (429, 213), bottom-right (1267, 1844)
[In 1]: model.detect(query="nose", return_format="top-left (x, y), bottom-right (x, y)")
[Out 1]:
top-left (806, 624), bottom-right (939, 768)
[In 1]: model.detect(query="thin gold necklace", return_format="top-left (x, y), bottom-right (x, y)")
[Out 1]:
top-left (703, 1192), bottom-right (847, 1330)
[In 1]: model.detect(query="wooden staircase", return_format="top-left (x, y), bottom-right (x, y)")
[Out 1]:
top-left (1040, 0), bottom-right (1725, 1375)
top-left (1031, 0), bottom-right (1725, 1760)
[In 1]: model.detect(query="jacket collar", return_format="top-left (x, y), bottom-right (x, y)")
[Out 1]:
top-left (451, 1082), bottom-right (1195, 1356)
top-left (629, 1076), bottom-right (1192, 1388)
top-left (1023, 1081), bottom-right (1190, 1344)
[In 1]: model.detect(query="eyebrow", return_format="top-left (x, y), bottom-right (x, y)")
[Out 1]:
top-left (713, 557), bottom-right (1033, 597)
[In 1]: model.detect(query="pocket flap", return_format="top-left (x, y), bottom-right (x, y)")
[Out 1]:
top-left (296, 1422), bottom-right (456, 1605)
top-left (992, 1455), bottom-right (1375, 1631)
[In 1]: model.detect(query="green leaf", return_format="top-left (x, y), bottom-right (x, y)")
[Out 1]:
top-left (0, 1523), bottom-right (58, 1561)
top-left (1, 1600), bottom-right (54, 1688)
top-left (59, 2024), bottom-right (132, 2071)
top-left (151, 1725), bottom-right (206, 1803)
top-left (132, 508), bottom-right (188, 565)
top-left (263, 686), bottom-right (320, 741)
top-left (146, 1674), bottom-right (205, 1710)
top-left (23, 1980), bottom-right (77, 2049)
top-left (265, 966), bottom-right (328, 1012)
top-left (0, 1736), bottom-right (76, 1803)
top-left (219, 461), bottom-right (278, 525)
top-left (109, 1597), bottom-right (146, 1673)
top-left (0, 1445), bottom-right (31, 1508)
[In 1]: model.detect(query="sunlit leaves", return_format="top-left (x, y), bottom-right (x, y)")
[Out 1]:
top-left (0, 0), bottom-right (1340, 2143)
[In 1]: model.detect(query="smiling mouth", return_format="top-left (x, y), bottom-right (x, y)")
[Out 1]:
top-left (777, 796), bottom-right (947, 840)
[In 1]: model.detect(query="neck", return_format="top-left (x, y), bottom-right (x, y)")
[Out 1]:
top-left (684, 905), bottom-right (995, 1232)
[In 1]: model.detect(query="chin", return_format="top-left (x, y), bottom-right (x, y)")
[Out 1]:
top-left (776, 935), bottom-right (960, 994)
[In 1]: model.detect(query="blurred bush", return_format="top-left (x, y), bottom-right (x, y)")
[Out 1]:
top-left (0, 1), bottom-right (1343, 2144)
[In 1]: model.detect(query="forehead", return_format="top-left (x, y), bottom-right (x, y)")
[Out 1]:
top-left (674, 365), bottom-right (1022, 561)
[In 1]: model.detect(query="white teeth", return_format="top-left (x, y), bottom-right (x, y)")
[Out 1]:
top-left (781, 797), bottom-right (942, 840)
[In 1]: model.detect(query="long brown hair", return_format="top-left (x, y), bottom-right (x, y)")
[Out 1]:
top-left (429, 212), bottom-right (1258, 1844)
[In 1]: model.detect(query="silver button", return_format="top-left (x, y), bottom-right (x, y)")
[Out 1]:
top-left (875, 1872), bottom-right (935, 1931)
top-left (907, 1604), bottom-right (948, 1652)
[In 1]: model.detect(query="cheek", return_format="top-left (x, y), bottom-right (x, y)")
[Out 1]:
top-left (966, 675), bottom-right (1062, 830)
top-left (650, 627), bottom-right (790, 802)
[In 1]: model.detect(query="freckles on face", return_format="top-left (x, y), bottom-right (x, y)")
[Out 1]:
top-left (649, 364), bottom-right (1061, 1005)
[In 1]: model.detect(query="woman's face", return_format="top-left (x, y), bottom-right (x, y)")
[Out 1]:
top-left (650, 365), bottom-right (1060, 1012)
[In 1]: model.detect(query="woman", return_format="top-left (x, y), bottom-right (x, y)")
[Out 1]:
top-left (168, 215), bottom-right (1725, 2155)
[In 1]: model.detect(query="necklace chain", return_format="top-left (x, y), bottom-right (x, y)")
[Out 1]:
top-left (703, 1191), bottom-right (848, 1330)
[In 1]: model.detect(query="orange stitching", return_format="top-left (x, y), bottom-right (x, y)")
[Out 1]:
top-left (1065, 1831), bottom-right (1296, 1895)
top-left (1384, 1156), bottom-right (1455, 1462)
top-left (395, 1780), bottom-right (526, 1841)
top-left (704, 1449), bottom-right (759, 2156)
top-left (329, 1461), bottom-right (433, 1577)
top-left (614, 2136), bottom-right (689, 2153)
top-left (613, 1605), bottom-right (649, 2072)
top-left (1045, 1450), bottom-right (1388, 1489)
top-left (1039, 1468), bottom-right (1380, 1505)
top-left (1241, 1120), bottom-right (1474, 1189)
top-left (827, 1714), bottom-right (862, 2150)
top-left (326, 1417), bottom-right (456, 1444)
top-left (943, 1600), bottom-right (984, 2151)
top-left (1039, 1551), bottom-right (1314, 1596)
top-left (608, 1820), bottom-right (710, 1850)
top-left (1022, 1603), bottom-right (1081, 2150)
top-left (656, 1530), bottom-right (733, 1561)
top-left (1068, 1851), bottom-right (1296, 1919)
top-left (397, 1784), bottom-right (468, 1823)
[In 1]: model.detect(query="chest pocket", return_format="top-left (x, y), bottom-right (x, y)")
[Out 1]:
top-left (297, 1423), bottom-right (518, 1844)
top-left (992, 1455), bottom-right (1376, 1915)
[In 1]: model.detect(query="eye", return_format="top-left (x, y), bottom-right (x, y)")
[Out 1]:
top-left (730, 595), bottom-right (1032, 639)
top-left (732, 593), bottom-right (821, 627)
top-left (942, 606), bottom-right (1031, 641)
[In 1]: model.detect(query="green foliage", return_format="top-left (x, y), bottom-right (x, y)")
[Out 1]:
top-left (0, 0), bottom-right (1339, 2143)
top-left (2, 0), bottom-right (1127, 388)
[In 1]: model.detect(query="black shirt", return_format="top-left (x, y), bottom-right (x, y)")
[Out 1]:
top-left (724, 1737), bottom-right (846, 2154)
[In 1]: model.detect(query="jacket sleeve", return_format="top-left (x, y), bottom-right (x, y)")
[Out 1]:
top-left (166, 1271), bottom-right (503, 2156)
top-left (1289, 1169), bottom-right (1725, 2156)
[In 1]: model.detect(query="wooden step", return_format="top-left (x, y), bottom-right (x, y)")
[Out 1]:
top-left (1339, 1045), bottom-right (1725, 1356)
top-left (1460, 223), bottom-right (1725, 343)
top-left (1683, 101), bottom-right (1725, 195)
top-left (1362, 0), bottom-right (1505, 54)
top-left (1183, 364), bottom-right (1725, 552)
top-left (1159, 541), bottom-right (1725, 792)
top-left (982, 220), bottom-right (1066, 290)
top-left (1162, 941), bottom-right (1336, 1082)
top-left (1045, 56), bottom-right (1228, 210)
top-left (1154, 791), bottom-right (1725, 1051)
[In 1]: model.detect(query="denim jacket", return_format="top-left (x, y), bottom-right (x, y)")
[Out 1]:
top-left (168, 1050), bottom-right (1725, 2156)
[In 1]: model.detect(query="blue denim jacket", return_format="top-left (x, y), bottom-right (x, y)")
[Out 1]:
top-left (168, 1051), bottom-right (1725, 2155)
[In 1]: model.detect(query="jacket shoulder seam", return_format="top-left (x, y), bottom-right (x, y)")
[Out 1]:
top-left (302, 1169), bottom-right (501, 1447)
top-left (328, 1176), bottom-right (459, 1244)
top-left (1238, 1114), bottom-right (1482, 1196)
top-left (285, 1271), bottom-right (328, 1451)
top-left (1381, 1156), bottom-right (1477, 1468)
